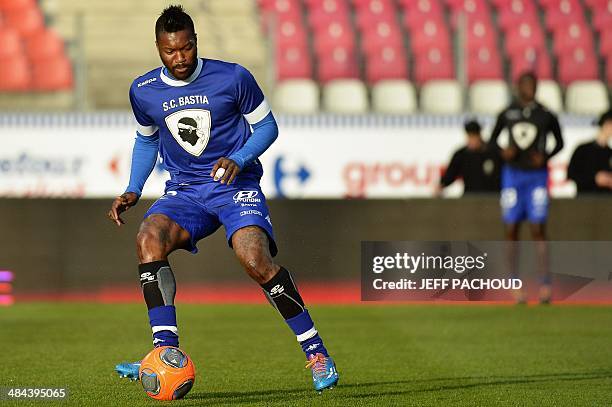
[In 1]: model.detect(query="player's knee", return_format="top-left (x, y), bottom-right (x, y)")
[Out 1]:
top-left (136, 226), bottom-right (168, 262)
top-left (242, 255), bottom-right (278, 284)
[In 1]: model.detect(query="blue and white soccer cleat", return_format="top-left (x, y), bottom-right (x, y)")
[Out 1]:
top-left (305, 353), bottom-right (339, 393)
top-left (115, 361), bottom-right (141, 381)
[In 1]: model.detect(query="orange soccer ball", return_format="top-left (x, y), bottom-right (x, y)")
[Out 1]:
top-left (138, 346), bottom-right (196, 401)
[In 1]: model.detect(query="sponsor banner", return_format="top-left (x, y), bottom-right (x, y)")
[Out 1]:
top-left (361, 241), bottom-right (612, 303)
top-left (0, 115), bottom-right (599, 198)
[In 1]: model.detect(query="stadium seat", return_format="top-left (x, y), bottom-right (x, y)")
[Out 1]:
top-left (402, 1), bottom-right (445, 29)
top-left (4, 6), bottom-right (45, 37)
top-left (312, 20), bottom-right (355, 55)
top-left (317, 45), bottom-right (359, 82)
top-left (504, 23), bottom-right (546, 56)
top-left (467, 46), bottom-right (503, 82)
top-left (322, 79), bottom-right (369, 113)
top-left (274, 79), bottom-right (320, 113)
top-left (360, 21), bottom-right (404, 56)
top-left (276, 20), bottom-right (308, 47)
top-left (420, 80), bottom-right (463, 114)
top-left (599, 29), bottom-right (612, 57)
top-left (0, 0), bottom-right (36, 12)
top-left (465, 18), bottom-right (497, 50)
top-left (0, 28), bottom-right (22, 59)
top-left (409, 20), bottom-right (452, 56)
top-left (0, 57), bottom-right (31, 91)
top-left (469, 80), bottom-right (509, 115)
top-left (535, 80), bottom-right (563, 113)
top-left (371, 80), bottom-right (417, 113)
top-left (509, 47), bottom-right (553, 80)
top-left (26, 29), bottom-right (66, 62)
top-left (592, 7), bottom-right (612, 33)
top-left (32, 56), bottom-right (73, 90)
top-left (557, 48), bottom-right (599, 85)
top-left (565, 81), bottom-right (610, 114)
top-left (277, 45), bottom-right (312, 80)
top-left (414, 48), bottom-right (454, 83)
top-left (365, 46), bottom-right (408, 83)
top-left (552, 23), bottom-right (593, 57)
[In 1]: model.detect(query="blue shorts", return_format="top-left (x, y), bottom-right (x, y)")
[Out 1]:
top-left (500, 165), bottom-right (549, 224)
top-left (144, 180), bottom-right (277, 256)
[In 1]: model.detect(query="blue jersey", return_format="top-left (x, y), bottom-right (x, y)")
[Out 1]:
top-left (129, 58), bottom-right (270, 186)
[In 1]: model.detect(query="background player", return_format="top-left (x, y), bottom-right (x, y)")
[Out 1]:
top-left (107, 5), bottom-right (338, 393)
top-left (488, 71), bottom-right (564, 303)
top-left (437, 118), bottom-right (501, 196)
top-left (567, 109), bottom-right (612, 195)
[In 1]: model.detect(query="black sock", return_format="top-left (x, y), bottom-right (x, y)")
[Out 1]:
top-left (260, 267), bottom-right (305, 320)
top-left (139, 260), bottom-right (176, 310)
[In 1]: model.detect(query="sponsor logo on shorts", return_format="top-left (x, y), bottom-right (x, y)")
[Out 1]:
top-left (140, 272), bottom-right (155, 282)
top-left (233, 190), bottom-right (261, 204)
top-left (240, 210), bottom-right (263, 217)
top-left (265, 215), bottom-right (272, 225)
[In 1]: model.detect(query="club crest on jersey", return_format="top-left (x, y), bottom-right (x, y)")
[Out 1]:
top-left (165, 108), bottom-right (212, 156)
top-left (511, 122), bottom-right (537, 150)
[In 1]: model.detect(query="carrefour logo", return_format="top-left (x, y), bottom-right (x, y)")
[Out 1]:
top-left (273, 156), bottom-right (310, 198)
top-left (233, 190), bottom-right (261, 203)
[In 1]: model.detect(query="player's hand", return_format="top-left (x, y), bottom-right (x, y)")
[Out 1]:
top-left (108, 192), bottom-right (139, 226)
top-left (530, 151), bottom-right (546, 168)
top-left (501, 147), bottom-right (517, 162)
top-left (595, 171), bottom-right (612, 189)
top-left (210, 157), bottom-right (241, 185)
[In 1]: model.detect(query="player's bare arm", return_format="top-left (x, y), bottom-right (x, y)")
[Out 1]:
top-left (108, 192), bottom-right (139, 226)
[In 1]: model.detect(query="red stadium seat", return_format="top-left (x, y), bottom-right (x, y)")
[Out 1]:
top-left (600, 29), bottom-right (612, 57)
top-left (360, 21), bottom-right (404, 55)
top-left (4, 7), bottom-right (44, 37)
top-left (276, 19), bottom-right (309, 47)
top-left (32, 56), bottom-right (73, 90)
top-left (504, 23), bottom-right (546, 56)
top-left (0, 28), bottom-right (21, 59)
top-left (365, 45), bottom-right (408, 83)
top-left (552, 23), bottom-right (593, 57)
top-left (277, 45), bottom-right (313, 80)
top-left (353, 0), bottom-right (395, 10)
top-left (467, 46), bottom-right (503, 82)
top-left (0, 0), bottom-right (36, 12)
top-left (317, 45), bottom-right (360, 82)
top-left (509, 47), bottom-right (553, 80)
top-left (593, 6), bottom-right (612, 33)
top-left (557, 48), bottom-right (599, 85)
top-left (354, 0), bottom-right (396, 20)
top-left (26, 29), bottom-right (66, 62)
top-left (498, 10), bottom-right (538, 33)
top-left (413, 47), bottom-right (454, 83)
top-left (355, 7), bottom-right (396, 30)
top-left (402, 1), bottom-right (445, 30)
top-left (313, 21), bottom-right (356, 55)
top-left (409, 19), bottom-right (452, 55)
top-left (0, 56), bottom-right (31, 91)
top-left (259, 0), bottom-right (303, 29)
top-left (305, 0), bottom-right (350, 12)
top-left (465, 18), bottom-right (497, 50)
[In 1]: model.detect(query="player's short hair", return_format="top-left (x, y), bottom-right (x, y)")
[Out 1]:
top-left (517, 71), bottom-right (537, 85)
top-left (596, 109), bottom-right (612, 127)
top-left (464, 119), bottom-right (482, 134)
top-left (155, 5), bottom-right (195, 39)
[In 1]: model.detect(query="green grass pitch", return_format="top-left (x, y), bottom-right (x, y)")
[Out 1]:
top-left (1, 303), bottom-right (612, 406)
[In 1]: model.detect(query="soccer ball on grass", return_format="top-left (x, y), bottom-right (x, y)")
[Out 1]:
top-left (139, 346), bottom-right (196, 400)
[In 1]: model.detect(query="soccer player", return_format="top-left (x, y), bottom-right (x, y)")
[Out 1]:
top-left (437, 119), bottom-right (501, 195)
top-left (488, 72), bottom-right (563, 304)
top-left (567, 110), bottom-right (612, 195)
top-left (107, 6), bottom-right (338, 393)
